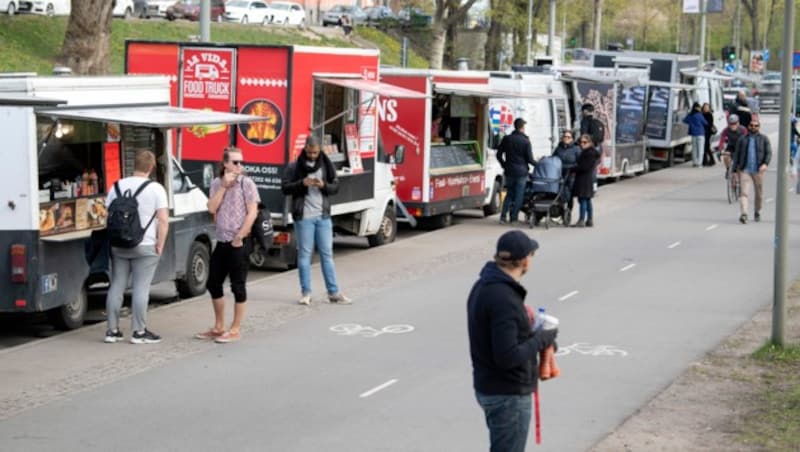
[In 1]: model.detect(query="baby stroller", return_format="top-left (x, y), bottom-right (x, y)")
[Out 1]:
top-left (521, 156), bottom-right (572, 229)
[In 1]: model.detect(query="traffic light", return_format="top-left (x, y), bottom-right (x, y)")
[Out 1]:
top-left (721, 45), bottom-right (736, 61)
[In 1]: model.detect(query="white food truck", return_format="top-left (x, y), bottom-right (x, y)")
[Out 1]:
top-left (0, 74), bottom-right (260, 329)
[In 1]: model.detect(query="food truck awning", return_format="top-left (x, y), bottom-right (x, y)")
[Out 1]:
top-left (433, 83), bottom-right (553, 99)
top-left (36, 105), bottom-right (265, 128)
top-left (556, 69), bottom-right (649, 88)
top-left (0, 93), bottom-right (67, 106)
top-left (680, 69), bottom-right (733, 81)
top-left (316, 77), bottom-right (428, 99)
top-left (648, 81), bottom-right (696, 91)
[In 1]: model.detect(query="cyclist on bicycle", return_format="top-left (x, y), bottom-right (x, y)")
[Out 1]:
top-left (717, 114), bottom-right (747, 173)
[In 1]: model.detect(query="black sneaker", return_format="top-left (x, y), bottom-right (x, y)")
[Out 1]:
top-left (739, 214), bottom-right (748, 224)
top-left (754, 211), bottom-right (761, 222)
top-left (586, 219), bottom-right (594, 227)
top-left (130, 329), bottom-right (162, 344)
top-left (104, 329), bottom-right (123, 344)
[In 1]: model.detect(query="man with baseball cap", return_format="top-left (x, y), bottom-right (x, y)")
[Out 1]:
top-left (718, 113), bottom-right (747, 173)
top-left (496, 118), bottom-right (536, 224)
top-left (467, 230), bottom-right (558, 452)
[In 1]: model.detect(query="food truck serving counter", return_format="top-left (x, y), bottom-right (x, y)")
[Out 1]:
top-left (0, 75), bottom-right (261, 329)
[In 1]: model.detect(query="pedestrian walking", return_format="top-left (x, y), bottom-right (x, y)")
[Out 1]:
top-left (729, 90), bottom-right (752, 129)
top-left (340, 14), bottom-right (353, 37)
top-left (196, 147), bottom-right (260, 344)
top-left (281, 136), bottom-right (351, 306)
top-left (497, 117), bottom-right (536, 224)
top-left (683, 102), bottom-right (708, 167)
top-left (572, 134), bottom-right (601, 228)
top-left (733, 119), bottom-right (771, 224)
top-left (467, 230), bottom-right (558, 452)
top-left (701, 103), bottom-right (716, 166)
top-left (552, 130), bottom-right (580, 210)
top-left (104, 150), bottom-right (169, 344)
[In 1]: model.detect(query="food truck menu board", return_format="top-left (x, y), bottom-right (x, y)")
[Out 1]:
top-left (40, 197), bottom-right (107, 237)
top-left (645, 86), bottom-right (670, 141)
top-left (430, 142), bottom-right (481, 171)
top-left (122, 126), bottom-right (155, 177)
top-left (616, 85), bottom-right (647, 144)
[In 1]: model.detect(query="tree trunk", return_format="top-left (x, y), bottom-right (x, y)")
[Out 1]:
top-left (741, 0), bottom-right (759, 51)
top-left (592, 0), bottom-right (603, 50)
top-left (58, 0), bottom-right (114, 75)
top-left (428, 25), bottom-right (447, 69)
top-left (484, 7), bottom-right (503, 70)
top-left (444, 20), bottom-right (458, 69)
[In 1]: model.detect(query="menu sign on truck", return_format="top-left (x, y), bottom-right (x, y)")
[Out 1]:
top-left (180, 47), bottom-right (235, 160)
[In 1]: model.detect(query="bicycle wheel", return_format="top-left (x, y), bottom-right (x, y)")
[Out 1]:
top-left (726, 169), bottom-right (734, 204)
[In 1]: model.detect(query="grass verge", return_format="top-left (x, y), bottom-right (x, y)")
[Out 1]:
top-left (738, 342), bottom-right (800, 451)
top-left (0, 15), bottom-right (425, 74)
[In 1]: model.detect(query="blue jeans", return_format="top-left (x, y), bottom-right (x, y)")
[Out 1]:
top-left (295, 216), bottom-right (339, 296)
top-left (501, 175), bottom-right (527, 222)
top-left (475, 391), bottom-right (532, 452)
top-left (578, 197), bottom-right (593, 222)
top-left (106, 245), bottom-right (160, 333)
top-left (691, 135), bottom-right (705, 166)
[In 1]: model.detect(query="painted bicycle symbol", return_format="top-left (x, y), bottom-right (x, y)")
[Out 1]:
top-left (554, 342), bottom-right (628, 357)
top-left (329, 324), bottom-right (415, 338)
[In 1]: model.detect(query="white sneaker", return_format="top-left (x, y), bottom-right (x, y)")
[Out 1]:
top-left (298, 294), bottom-right (312, 305)
top-left (328, 293), bottom-right (352, 304)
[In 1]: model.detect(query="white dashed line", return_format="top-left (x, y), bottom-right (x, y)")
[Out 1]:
top-left (667, 241), bottom-right (681, 249)
top-left (558, 291), bottom-right (579, 302)
top-left (360, 379), bottom-right (398, 398)
top-left (619, 263), bottom-right (636, 272)
top-left (705, 224), bottom-right (719, 231)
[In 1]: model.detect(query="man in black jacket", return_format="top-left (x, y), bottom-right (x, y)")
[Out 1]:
top-left (497, 118), bottom-right (536, 224)
top-left (281, 136), bottom-right (351, 305)
top-left (467, 230), bottom-right (558, 452)
top-left (580, 103), bottom-right (605, 147)
top-left (732, 119), bottom-right (771, 224)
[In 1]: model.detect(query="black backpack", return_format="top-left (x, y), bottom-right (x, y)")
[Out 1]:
top-left (106, 180), bottom-right (156, 248)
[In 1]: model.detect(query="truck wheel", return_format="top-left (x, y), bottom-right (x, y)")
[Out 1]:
top-left (47, 286), bottom-right (87, 330)
top-left (176, 241), bottom-right (210, 298)
top-left (482, 180), bottom-right (501, 217)
top-left (368, 205), bottom-right (397, 247)
top-left (422, 213), bottom-right (453, 230)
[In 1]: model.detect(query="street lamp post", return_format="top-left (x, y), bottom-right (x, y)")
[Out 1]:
top-left (699, 0), bottom-right (706, 64)
top-left (526, 0), bottom-right (533, 65)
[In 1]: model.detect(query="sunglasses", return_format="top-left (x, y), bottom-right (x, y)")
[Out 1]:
top-left (229, 160), bottom-right (244, 165)
top-left (579, 140), bottom-right (590, 144)
top-left (749, 124), bottom-right (760, 128)
top-left (563, 135), bottom-right (573, 139)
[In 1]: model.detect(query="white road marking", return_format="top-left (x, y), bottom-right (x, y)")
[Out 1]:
top-left (619, 263), bottom-right (636, 272)
top-left (558, 290), bottom-right (579, 302)
top-left (360, 379), bottom-right (398, 398)
top-left (705, 224), bottom-right (719, 231)
top-left (667, 241), bottom-right (681, 249)
top-left (766, 198), bottom-right (774, 203)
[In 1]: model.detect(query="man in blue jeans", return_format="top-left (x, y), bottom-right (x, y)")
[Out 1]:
top-left (497, 118), bottom-right (536, 224)
top-left (467, 231), bottom-right (558, 452)
top-left (282, 136), bottom-right (351, 305)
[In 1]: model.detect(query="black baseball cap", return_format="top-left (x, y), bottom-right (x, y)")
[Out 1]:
top-left (496, 230), bottom-right (539, 260)
top-left (582, 103), bottom-right (594, 112)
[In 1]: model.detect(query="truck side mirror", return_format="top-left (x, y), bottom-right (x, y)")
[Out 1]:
top-left (393, 145), bottom-right (405, 164)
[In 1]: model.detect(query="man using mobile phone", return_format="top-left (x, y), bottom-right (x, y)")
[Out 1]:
top-left (282, 135), bottom-right (351, 306)
top-left (195, 147), bottom-right (259, 343)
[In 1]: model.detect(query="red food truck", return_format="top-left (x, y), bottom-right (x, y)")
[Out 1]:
top-left (126, 41), bottom-right (424, 268)
top-left (378, 68), bottom-right (548, 228)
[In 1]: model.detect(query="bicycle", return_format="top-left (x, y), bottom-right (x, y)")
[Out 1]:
top-left (719, 149), bottom-right (740, 204)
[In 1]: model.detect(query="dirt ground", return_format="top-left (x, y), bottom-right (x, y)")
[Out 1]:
top-left (592, 282), bottom-right (800, 452)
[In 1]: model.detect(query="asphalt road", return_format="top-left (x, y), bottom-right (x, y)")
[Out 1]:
top-left (2, 115), bottom-right (798, 451)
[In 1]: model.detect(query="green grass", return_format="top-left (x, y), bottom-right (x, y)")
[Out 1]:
top-left (355, 26), bottom-right (427, 69)
top-left (0, 15), bottom-right (426, 74)
top-left (738, 342), bottom-right (800, 451)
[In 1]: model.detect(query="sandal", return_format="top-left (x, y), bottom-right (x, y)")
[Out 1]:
top-left (214, 330), bottom-right (241, 344)
top-left (195, 329), bottom-right (224, 340)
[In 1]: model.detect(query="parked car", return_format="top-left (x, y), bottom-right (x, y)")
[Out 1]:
top-left (142, 0), bottom-right (173, 18)
top-left (364, 6), bottom-right (395, 24)
top-left (757, 71), bottom-right (781, 112)
top-left (223, 0), bottom-right (269, 24)
top-left (0, 0), bottom-right (19, 15)
top-left (166, 0), bottom-right (225, 22)
top-left (397, 7), bottom-right (432, 27)
top-left (112, 0), bottom-right (135, 18)
top-left (17, 0), bottom-right (70, 16)
top-left (322, 4), bottom-right (366, 26)
top-left (264, 1), bottom-right (306, 26)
